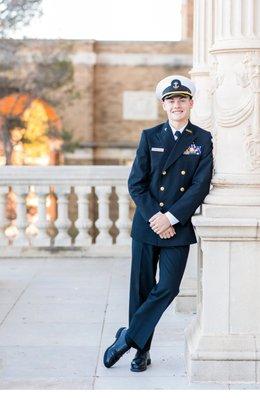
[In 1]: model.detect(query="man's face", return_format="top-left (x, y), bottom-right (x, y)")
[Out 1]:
top-left (161, 95), bottom-right (193, 125)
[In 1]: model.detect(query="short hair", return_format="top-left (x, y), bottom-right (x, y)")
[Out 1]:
top-left (163, 94), bottom-right (192, 101)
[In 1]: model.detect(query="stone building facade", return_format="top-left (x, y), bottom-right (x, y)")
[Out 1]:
top-left (0, 38), bottom-right (192, 165)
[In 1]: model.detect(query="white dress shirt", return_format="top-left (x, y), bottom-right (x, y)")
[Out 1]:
top-left (164, 123), bottom-right (188, 226)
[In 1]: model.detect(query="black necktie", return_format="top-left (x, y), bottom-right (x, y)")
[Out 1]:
top-left (174, 130), bottom-right (181, 141)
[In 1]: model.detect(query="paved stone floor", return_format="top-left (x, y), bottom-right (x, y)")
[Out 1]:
top-left (0, 257), bottom-right (259, 390)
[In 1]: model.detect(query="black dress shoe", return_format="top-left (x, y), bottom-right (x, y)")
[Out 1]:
top-left (103, 327), bottom-right (130, 368)
top-left (130, 350), bottom-right (151, 372)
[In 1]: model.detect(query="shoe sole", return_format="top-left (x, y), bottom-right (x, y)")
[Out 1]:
top-left (103, 327), bottom-right (126, 368)
top-left (130, 358), bottom-right (151, 372)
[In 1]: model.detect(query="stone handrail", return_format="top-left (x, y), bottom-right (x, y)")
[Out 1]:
top-left (0, 166), bottom-right (132, 257)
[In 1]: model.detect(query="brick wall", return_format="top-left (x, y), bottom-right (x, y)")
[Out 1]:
top-left (0, 38), bottom-right (192, 164)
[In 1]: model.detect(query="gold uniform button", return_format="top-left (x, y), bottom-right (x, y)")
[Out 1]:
top-left (159, 202), bottom-right (164, 207)
top-left (160, 186), bottom-right (165, 191)
top-left (162, 170), bottom-right (167, 175)
top-left (180, 187), bottom-right (185, 192)
top-left (181, 170), bottom-right (186, 175)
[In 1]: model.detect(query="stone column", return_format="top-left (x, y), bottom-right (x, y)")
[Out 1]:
top-left (176, 0), bottom-right (214, 314)
top-left (190, 0), bottom-right (213, 130)
top-left (185, 0), bottom-right (260, 383)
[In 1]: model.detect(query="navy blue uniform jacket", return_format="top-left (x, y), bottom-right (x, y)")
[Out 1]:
top-left (128, 120), bottom-right (213, 247)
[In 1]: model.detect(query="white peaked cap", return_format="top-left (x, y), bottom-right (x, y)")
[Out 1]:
top-left (155, 75), bottom-right (196, 100)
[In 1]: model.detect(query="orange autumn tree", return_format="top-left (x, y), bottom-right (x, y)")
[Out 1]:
top-left (0, 93), bottom-right (62, 165)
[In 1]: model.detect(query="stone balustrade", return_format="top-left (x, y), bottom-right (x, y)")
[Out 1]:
top-left (0, 166), bottom-right (132, 257)
top-left (0, 165), bottom-right (200, 313)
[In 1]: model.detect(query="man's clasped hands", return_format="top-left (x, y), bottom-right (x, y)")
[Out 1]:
top-left (148, 212), bottom-right (176, 239)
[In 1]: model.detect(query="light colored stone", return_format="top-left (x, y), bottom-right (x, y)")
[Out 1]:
top-left (123, 91), bottom-right (158, 120)
top-left (93, 376), bottom-right (228, 390)
top-left (187, 359), bottom-right (256, 384)
top-left (5, 302), bottom-right (106, 324)
top-left (186, 0), bottom-right (260, 383)
top-left (0, 346), bottom-right (98, 379)
top-left (0, 322), bottom-right (102, 346)
top-left (97, 53), bottom-right (192, 67)
top-left (0, 257), bottom-right (254, 389)
top-left (0, 304), bottom-right (14, 322)
top-left (176, 242), bottom-right (198, 313)
top-left (0, 166), bottom-right (134, 256)
top-left (190, 0), bottom-right (213, 131)
top-left (0, 378), bottom-right (93, 390)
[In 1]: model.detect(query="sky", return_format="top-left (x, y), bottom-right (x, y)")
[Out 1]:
top-left (12, 0), bottom-right (182, 41)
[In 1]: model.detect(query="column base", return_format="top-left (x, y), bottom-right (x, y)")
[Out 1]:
top-left (185, 212), bottom-right (260, 383)
top-left (185, 319), bottom-right (259, 383)
top-left (175, 281), bottom-right (197, 314)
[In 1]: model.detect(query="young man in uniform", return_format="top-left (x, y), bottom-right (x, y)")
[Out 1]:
top-left (103, 75), bottom-right (213, 372)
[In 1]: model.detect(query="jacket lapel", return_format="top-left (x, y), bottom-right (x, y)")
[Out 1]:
top-left (162, 121), bottom-right (198, 171)
top-left (156, 121), bottom-right (175, 167)
top-left (160, 121), bottom-right (175, 150)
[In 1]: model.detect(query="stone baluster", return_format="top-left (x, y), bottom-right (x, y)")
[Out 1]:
top-left (95, 186), bottom-right (112, 245)
top-left (33, 185), bottom-right (50, 246)
top-left (12, 185), bottom-right (28, 246)
top-left (0, 187), bottom-right (8, 246)
top-left (115, 186), bottom-right (131, 245)
top-left (74, 186), bottom-right (92, 246)
top-left (54, 186), bottom-right (71, 246)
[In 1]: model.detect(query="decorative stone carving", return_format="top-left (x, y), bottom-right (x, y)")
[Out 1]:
top-left (245, 126), bottom-right (260, 171)
top-left (186, 0), bottom-right (260, 384)
top-left (217, 95), bottom-right (254, 127)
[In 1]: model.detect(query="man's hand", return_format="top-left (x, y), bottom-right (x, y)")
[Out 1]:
top-left (159, 226), bottom-right (176, 239)
top-left (149, 212), bottom-right (171, 235)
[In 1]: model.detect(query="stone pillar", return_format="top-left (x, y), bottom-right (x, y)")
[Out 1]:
top-left (176, 1), bottom-right (214, 314)
top-left (190, 0), bottom-right (213, 130)
top-left (185, 0), bottom-right (260, 383)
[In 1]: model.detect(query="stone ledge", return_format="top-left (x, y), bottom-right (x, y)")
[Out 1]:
top-left (0, 245), bottom-right (131, 258)
top-left (192, 216), bottom-right (260, 239)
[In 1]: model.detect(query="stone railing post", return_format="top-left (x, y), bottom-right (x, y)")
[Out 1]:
top-left (95, 186), bottom-right (113, 245)
top-left (74, 186), bottom-right (92, 246)
top-left (115, 186), bottom-right (131, 245)
top-left (12, 185), bottom-right (28, 246)
top-left (54, 186), bottom-right (71, 246)
top-left (0, 187), bottom-right (8, 246)
top-left (32, 185), bottom-right (50, 247)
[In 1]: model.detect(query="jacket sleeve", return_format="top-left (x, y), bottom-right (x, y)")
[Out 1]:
top-left (168, 136), bottom-right (213, 225)
top-left (128, 131), bottom-right (161, 222)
